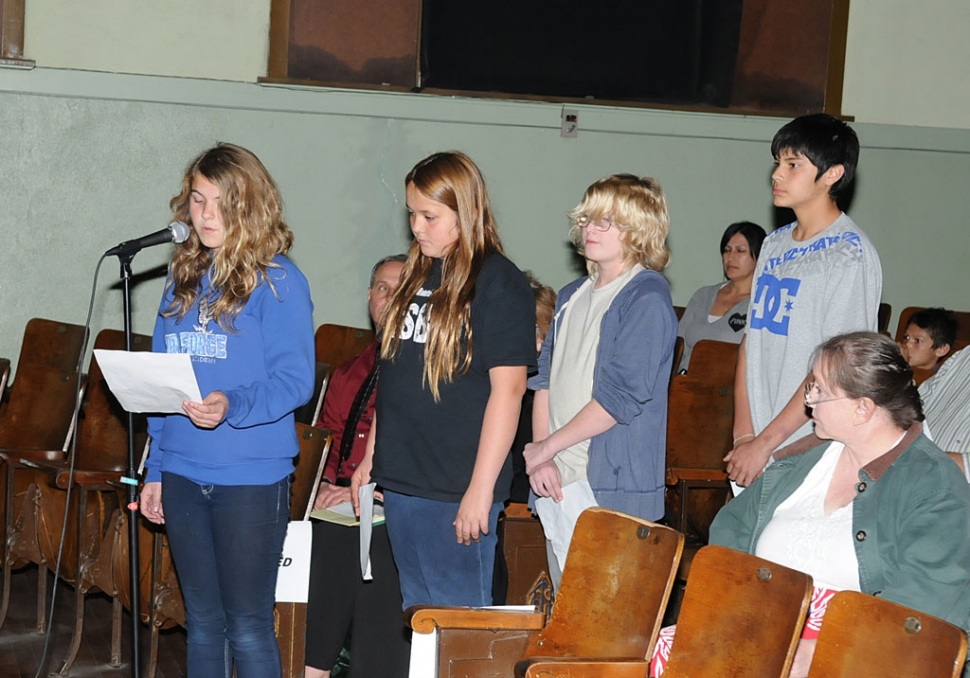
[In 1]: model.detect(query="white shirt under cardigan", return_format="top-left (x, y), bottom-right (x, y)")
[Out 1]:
top-left (548, 264), bottom-right (643, 487)
top-left (755, 441), bottom-right (860, 592)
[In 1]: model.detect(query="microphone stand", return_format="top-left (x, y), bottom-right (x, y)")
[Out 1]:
top-left (117, 252), bottom-right (142, 678)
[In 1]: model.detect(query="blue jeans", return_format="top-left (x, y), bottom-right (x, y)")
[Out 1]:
top-left (162, 472), bottom-right (290, 678)
top-left (383, 490), bottom-right (501, 609)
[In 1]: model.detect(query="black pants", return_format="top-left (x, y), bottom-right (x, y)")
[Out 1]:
top-left (304, 521), bottom-right (410, 677)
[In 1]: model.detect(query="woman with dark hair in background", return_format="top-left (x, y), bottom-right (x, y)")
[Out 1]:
top-left (677, 221), bottom-right (766, 372)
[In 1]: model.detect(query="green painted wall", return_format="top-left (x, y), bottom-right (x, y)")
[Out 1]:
top-left (1, 69), bottom-right (969, 368)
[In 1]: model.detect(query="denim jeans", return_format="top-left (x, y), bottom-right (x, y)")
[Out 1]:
top-left (383, 490), bottom-right (502, 609)
top-left (162, 472), bottom-right (290, 678)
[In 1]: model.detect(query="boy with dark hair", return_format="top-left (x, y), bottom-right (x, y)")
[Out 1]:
top-left (900, 307), bottom-right (958, 371)
top-left (726, 114), bottom-right (883, 488)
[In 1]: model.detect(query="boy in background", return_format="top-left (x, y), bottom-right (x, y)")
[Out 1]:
top-left (726, 114), bottom-right (883, 488)
top-left (900, 307), bottom-right (957, 371)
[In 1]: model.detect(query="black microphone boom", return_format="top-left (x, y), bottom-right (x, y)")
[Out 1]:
top-left (105, 221), bottom-right (191, 257)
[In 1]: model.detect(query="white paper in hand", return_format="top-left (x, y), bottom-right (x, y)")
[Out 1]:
top-left (358, 483), bottom-right (377, 581)
top-left (94, 349), bottom-right (202, 413)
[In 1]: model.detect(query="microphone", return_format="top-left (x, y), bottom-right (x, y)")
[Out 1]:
top-left (105, 221), bottom-right (191, 257)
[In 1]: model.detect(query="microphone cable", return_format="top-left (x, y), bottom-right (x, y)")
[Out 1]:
top-left (33, 252), bottom-right (106, 678)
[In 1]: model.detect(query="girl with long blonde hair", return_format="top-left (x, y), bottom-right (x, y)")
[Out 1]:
top-left (141, 143), bottom-right (315, 677)
top-left (353, 151), bottom-right (536, 608)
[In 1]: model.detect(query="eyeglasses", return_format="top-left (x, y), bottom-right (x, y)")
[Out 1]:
top-left (804, 381), bottom-right (850, 407)
top-left (577, 216), bottom-right (616, 232)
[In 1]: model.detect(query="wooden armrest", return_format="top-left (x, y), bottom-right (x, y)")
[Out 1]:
top-left (503, 502), bottom-right (535, 519)
top-left (0, 448), bottom-right (64, 464)
top-left (11, 457), bottom-right (66, 475)
top-left (665, 467), bottom-right (728, 484)
top-left (53, 470), bottom-right (127, 490)
top-left (516, 658), bottom-right (648, 678)
top-left (12, 457), bottom-right (125, 491)
top-left (409, 606), bottom-right (545, 634)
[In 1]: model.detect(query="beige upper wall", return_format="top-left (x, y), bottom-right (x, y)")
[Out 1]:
top-left (21, 0), bottom-right (970, 130)
top-left (24, 0), bottom-right (270, 82)
top-left (843, 0), bottom-right (970, 129)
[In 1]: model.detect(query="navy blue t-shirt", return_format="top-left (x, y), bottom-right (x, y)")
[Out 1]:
top-left (372, 252), bottom-right (537, 503)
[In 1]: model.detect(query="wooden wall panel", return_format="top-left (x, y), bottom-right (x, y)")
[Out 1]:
top-left (730, 0), bottom-right (848, 115)
top-left (266, 0), bottom-right (420, 88)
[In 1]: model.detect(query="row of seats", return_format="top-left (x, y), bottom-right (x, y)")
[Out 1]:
top-left (417, 507), bottom-right (967, 678)
top-left (2, 316), bottom-right (967, 676)
top-left (0, 318), bottom-right (339, 677)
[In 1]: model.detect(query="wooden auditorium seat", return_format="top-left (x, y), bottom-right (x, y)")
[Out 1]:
top-left (878, 302), bottom-right (892, 334)
top-left (314, 323), bottom-right (375, 370)
top-left (496, 502), bottom-right (550, 606)
top-left (410, 507), bottom-right (683, 678)
top-left (293, 361), bottom-right (331, 426)
top-left (0, 318), bottom-right (87, 629)
top-left (519, 545), bottom-right (813, 678)
top-left (807, 591), bottom-right (968, 678)
top-left (665, 340), bottom-right (737, 550)
top-left (2, 329), bottom-right (150, 674)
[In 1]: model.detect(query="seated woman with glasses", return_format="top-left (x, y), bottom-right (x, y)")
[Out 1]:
top-left (704, 331), bottom-right (970, 677)
top-left (676, 221), bottom-right (766, 372)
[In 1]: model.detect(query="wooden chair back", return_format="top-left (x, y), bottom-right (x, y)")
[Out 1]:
top-left (665, 340), bottom-right (737, 542)
top-left (0, 358), bottom-right (10, 403)
top-left (37, 330), bottom-right (151, 579)
top-left (526, 508), bottom-right (684, 660)
top-left (293, 363), bottom-right (331, 427)
top-left (314, 324), bottom-right (375, 371)
top-left (878, 302), bottom-right (892, 334)
top-left (289, 424), bottom-right (332, 520)
top-left (278, 423), bottom-right (332, 678)
top-left (807, 591), bottom-right (968, 678)
top-left (497, 503), bottom-right (549, 606)
top-left (670, 335), bottom-right (684, 379)
top-left (69, 330), bottom-right (151, 474)
top-left (664, 545), bottom-right (813, 678)
top-left (0, 318), bottom-right (86, 450)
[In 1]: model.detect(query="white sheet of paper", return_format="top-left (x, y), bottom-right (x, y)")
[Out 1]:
top-left (94, 349), bottom-right (202, 413)
top-left (275, 521), bottom-right (312, 603)
top-left (534, 479), bottom-right (597, 573)
top-left (358, 483), bottom-right (376, 581)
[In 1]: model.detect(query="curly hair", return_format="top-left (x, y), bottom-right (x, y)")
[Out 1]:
top-left (165, 143), bottom-right (293, 330)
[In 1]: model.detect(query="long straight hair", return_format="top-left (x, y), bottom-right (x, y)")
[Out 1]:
top-left (165, 143), bottom-right (293, 330)
top-left (381, 151), bottom-right (504, 401)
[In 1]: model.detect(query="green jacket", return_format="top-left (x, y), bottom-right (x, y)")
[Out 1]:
top-left (711, 424), bottom-right (970, 674)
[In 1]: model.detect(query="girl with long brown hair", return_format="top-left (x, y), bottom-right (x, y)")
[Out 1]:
top-left (352, 151), bottom-right (536, 607)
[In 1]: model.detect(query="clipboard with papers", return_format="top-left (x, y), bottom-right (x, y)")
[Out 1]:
top-left (310, 500), bottom-right (385, 527)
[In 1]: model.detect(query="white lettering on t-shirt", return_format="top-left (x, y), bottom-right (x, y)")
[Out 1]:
top-left (400, 302), bottom-right (429, 344)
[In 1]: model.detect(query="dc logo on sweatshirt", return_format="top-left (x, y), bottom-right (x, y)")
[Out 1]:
top-left (749, 274), bottom-right (800, 336)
